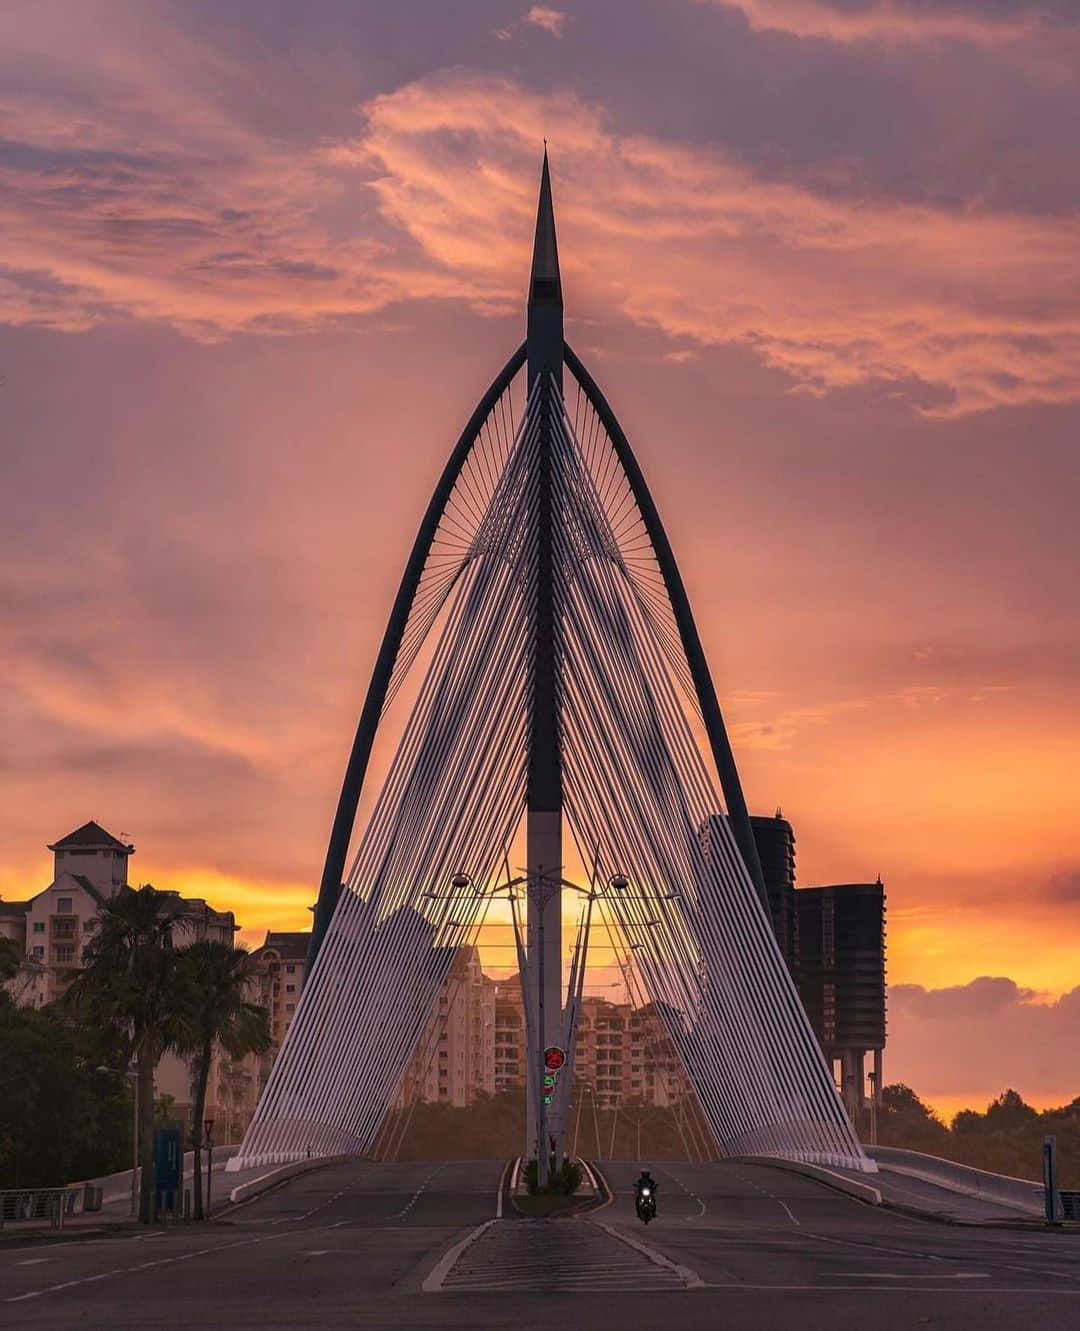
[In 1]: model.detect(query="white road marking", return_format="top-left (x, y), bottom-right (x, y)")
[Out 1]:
top-left (422, 1218), bottom-right (497, 1292)
top-left (704, 1284), bottom-right (1080, 1295)
top-left (302, 1250), bottom-right (333, 1256)
top-left (390, 1164), bottom-right (445, 1222)
top-left (732, 1164), bottom-right (801, 1225)
top-left (16, 1259), bottom-right (51, 1266)
top-left (497, 1161), bottom-right (513, 1219)
top-left (659, 1166), bottom-right (707, 1219)
top-left (3, 1218), bottom-right (359, 1304)
top-left (833, 1271), bottom-right (990, 1280)
top-left (590, 1219), bottom-right (704, 1289)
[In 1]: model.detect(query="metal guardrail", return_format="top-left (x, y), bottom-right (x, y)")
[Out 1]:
top-left (0, 1187), bottom-right (81, 1230)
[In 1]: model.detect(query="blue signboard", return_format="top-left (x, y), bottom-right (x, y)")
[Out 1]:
top-left (154, 1126), bottom-right (182, 1212)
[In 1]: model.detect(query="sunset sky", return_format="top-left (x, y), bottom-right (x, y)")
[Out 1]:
top-left (1, 1), bottom-right (1077, 1119)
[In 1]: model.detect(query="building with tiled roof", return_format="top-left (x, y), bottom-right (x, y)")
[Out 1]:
top-left (251, 931), bottom-right (311, 1043)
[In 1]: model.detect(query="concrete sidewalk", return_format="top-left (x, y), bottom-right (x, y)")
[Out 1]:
top-left (1, 1147), bottom-right (276, 1239)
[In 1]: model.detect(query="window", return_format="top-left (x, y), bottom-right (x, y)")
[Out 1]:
top-left (57, 898), bottom-right (73, 914)
top-left (285, 1003), bottom-right (295, 1012)
top-left (285, 964), bottom-right (295, 974)
top-left (54, 944), bottom-right (76, 963)
top-left (286, 984), bottom-right (296, 993)
top-left (32, 922), bottom-right (45, 934)
top-left (32, 945), bottom-right (45, 958)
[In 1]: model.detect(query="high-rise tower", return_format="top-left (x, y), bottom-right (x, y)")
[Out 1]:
top-left (525, 151), bottom-right (565, 1172)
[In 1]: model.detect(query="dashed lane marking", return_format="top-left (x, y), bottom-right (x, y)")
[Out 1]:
top-left (658, 1166), bottom-right (707, 1220)
top-left (732, 1164), bottom-right (801, 1225)
top-left (390, 1164), bottom-right (446, 1223)
top-left (833, 1271), bottom-right (991, 1280)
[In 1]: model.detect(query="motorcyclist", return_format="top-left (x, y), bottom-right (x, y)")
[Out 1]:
top-left (635, 1169), bottom-right (658, 1198)
top-left (634, 1169), bottom-right (658, 1219)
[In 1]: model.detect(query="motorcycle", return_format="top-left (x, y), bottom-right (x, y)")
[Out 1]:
top-left (635, 1186), bottom-right (656, 1225)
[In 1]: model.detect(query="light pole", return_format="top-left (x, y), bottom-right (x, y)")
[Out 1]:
top-left (129, 1068), bottom-right (139, 1217)
top-left (95, 1065), bottom-right (138, 1215)
top-left (205, 1119), bottom-right (215, 1215)
top-left (867, 1070), bottom-right (878, 1146)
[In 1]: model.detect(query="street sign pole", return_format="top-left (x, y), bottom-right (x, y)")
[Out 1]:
top-left (1043, 1134), bottom-right (1060, 1224)
top-left (205, 1120), bottom-right (215, 1217)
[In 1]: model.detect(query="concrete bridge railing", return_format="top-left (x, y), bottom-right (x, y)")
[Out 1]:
top-left (867, 1145), bottom-right (1045, 1215)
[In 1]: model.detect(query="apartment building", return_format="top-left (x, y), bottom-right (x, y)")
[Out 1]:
top-left (0, 821), bottom-right (261, 1140)
top-left (250, 931), bottom-right (309, 1044)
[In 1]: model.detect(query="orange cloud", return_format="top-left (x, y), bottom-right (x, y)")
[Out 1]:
top-left (707, 1), bottom-right (1054, 47)
top-left (525, 6), bottom-right (571, 38)
top-left (1, 56), bottom-right (1077, 415)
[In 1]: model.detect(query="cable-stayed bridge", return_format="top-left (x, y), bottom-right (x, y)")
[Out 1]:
top-left (229, 155), bottom-right (870, 1179)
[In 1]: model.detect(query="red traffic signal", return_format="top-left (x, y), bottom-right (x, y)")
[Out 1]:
top-left (543, 1046), bottom-right (566, 1072)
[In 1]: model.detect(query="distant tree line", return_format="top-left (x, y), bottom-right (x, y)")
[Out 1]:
top-left (0, 886), bottom-right (269, 1222)
top-left (385, 1078), bottom-right (1079, 1183)
top-left (870, 1084), bottom-right (1080, 1184)
top-left (385, 1084), bottom-right (715, 1163)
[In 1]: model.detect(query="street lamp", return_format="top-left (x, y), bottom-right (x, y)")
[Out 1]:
top-left (204, 1119), bottom-right (215, 1215)
top-left (96, 1065), bottom-right (139, 1216)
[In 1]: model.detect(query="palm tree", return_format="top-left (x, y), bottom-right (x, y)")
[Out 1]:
top-left (176, 941), bottom-right (270, 1220)
top-left (64, 884), bottom-right (186, 1223)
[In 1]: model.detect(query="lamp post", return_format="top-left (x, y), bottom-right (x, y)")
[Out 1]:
top-left (867, 1070), bottom-right (878, 1146)
top-left (204, 1119), bottom-right (215, 1216)
top-left (95, 1065), bottom-right (138, 1215)
top-left (129, 1068), bottom-right (139, 1217)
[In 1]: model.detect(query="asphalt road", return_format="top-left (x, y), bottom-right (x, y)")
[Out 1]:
top-left (1, 1158), bottom-right (1077, 1329)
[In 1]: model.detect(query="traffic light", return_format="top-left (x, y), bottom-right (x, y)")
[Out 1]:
top-left (542, 1047), bottom-right (566, 1107)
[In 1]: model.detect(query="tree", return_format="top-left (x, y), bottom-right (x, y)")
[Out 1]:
top-left (175, 941), bottom-right (270, 1219)
top-left (985, 1088), bottom-right (1038, 1132)
top-left (63, 885), bottom-right (188, 1223)
top-left (0, 935), bottom-right (19, 984)
top-left (0, 1001), bottom-right (130, 1187)
top-left (877, 1083), bottom-right (947, 1147)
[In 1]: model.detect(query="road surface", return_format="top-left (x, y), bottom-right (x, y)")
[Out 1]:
top-left (2, 1158), bottom-right (1076, 1328)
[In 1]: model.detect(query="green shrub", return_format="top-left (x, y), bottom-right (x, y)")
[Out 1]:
top-left (523, 1157), bottom-right (582, 1195)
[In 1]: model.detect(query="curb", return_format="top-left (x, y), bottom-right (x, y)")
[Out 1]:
top-left (422, 1218), bottom-right (497, 1292)
top-left (224, 1155), bottom-right (349, 1208)
top-left (590, 1217), bottom-right (704, 1289)
top-left (582, 1159), bottom-right (615, 1212)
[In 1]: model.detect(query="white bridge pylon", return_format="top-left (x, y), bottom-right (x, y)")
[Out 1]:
top-left (230, 160), bottom-right (871, 1175)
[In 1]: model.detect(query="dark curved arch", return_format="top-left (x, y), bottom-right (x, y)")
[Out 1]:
top-left (564, 342), bottom-right (768, 910)
top-left (308, 342), bottom-right (528, 965)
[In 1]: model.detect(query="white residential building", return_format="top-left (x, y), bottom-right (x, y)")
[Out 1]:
top-left (0, 821), bottom-right (262, 1141)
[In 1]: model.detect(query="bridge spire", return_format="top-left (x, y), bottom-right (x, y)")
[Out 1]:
top-left (527, 147), bottom-right (563, 389)
top-left (525, 149), bottom-right (564, 1183)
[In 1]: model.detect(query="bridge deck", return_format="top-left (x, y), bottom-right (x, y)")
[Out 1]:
top-left (2, 1159), bottom-right (1076, 1328)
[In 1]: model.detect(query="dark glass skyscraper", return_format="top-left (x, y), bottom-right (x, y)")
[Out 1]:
top-left (749, 812), bottom-right (797, 972)
top-left (795, 881), bottom-right (887, 1113)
